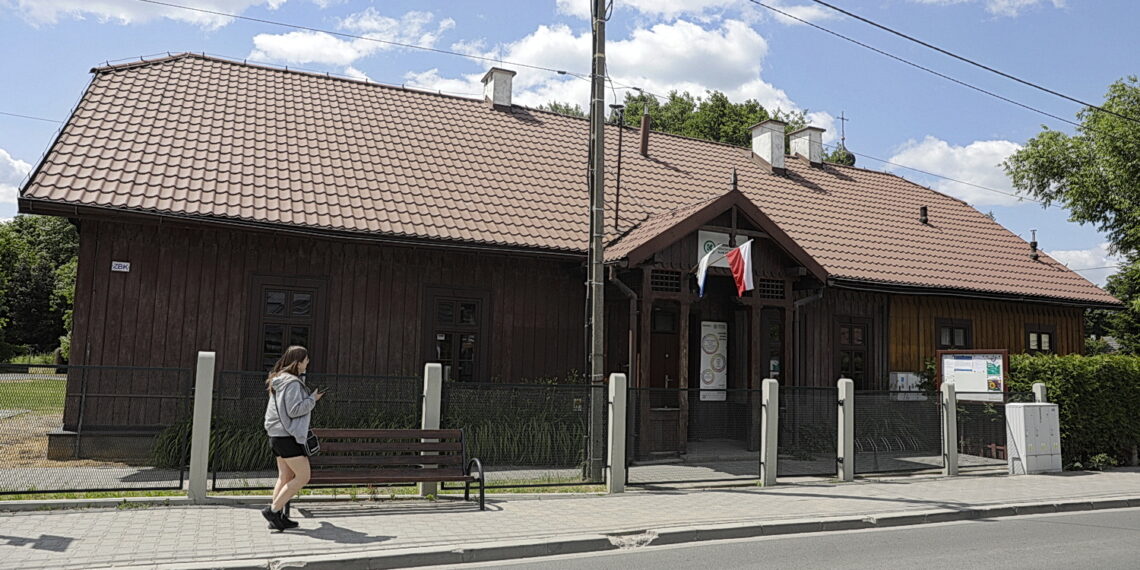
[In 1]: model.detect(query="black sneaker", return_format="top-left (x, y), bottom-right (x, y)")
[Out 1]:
top-left (270, 513), bottom-right (300, 530)
top-left (261, 506), bottom-right (286, 532)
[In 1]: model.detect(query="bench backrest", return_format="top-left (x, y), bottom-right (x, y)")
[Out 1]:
top-left (308, 428), bottom-right (466, 473)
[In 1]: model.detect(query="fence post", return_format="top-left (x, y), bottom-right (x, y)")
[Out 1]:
top-left (607, 373), bottom-right (627, 494)
top-left (188, 351), bottom-right (216, 503)
top-left (760, 378), bottom-right (779, 486)
top-left (1032, 382), bottom-right (1047, 403)
top-left (942, 381), bottom-right (958, 476)
top-left (837, 378), bottom-right (854, 482)
top-left (420, 363), bottom-right (443, 497)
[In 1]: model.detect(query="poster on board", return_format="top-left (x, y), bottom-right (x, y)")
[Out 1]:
top-left (937, 350), bottom-right (1008, 402)
top-left (700, 321), bottom-right (728, 401)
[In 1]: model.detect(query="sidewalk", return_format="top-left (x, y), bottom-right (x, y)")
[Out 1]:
top-left (3, 469), bottom-right (1140, 569)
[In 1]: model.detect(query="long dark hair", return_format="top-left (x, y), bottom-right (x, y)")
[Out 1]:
top-left (265, 345), bottom-right (308, 393)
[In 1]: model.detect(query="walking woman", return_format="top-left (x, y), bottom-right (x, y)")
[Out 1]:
top-left (262, 345), bottom-right (324, 531)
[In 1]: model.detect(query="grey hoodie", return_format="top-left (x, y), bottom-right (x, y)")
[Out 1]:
top-left (263, 373), bottom-right (317, 444)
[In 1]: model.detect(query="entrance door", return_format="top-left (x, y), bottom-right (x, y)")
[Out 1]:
top-left (647, 307), bottom-right (681, 453)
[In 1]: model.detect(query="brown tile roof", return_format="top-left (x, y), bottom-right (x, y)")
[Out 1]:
top-left (20, 54), bottom-right (1118, 307)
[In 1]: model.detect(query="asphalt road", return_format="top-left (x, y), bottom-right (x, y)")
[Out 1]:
top-left (442, 507), bottom-right (1140, 569)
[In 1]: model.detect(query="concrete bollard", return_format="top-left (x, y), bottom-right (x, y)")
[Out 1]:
top-left (942, 381), bottom-right (958, 476)
top-left (837, 378), bottom-right (854, 482)
top-left (606, 373), bottom-right (627, 494)
top-left (1033, 382), bottom-right (1047, 403)
top-left (188, 351), bottom-right (216, 503)
top-left (760, 378), bottom-right (779, 486)
top-left (419, 363), bottom-right (443, 497)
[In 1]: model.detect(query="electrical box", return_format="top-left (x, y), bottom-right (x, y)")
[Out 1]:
top-left (1006, 403), bottom-right (1062, 475)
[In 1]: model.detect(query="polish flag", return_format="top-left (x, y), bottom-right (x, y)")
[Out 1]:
top-left (725, 240), bottom-right (754, 296)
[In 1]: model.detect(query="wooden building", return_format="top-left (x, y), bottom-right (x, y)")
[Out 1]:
top-left (19, 55), bottom-right (1118, 457)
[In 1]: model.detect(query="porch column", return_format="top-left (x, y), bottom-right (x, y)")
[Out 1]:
top-left (677, 301), bottom-right (690, 455)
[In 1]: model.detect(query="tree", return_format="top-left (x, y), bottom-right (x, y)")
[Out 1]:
top-left (0, 215), bottom-right (78, 359)
top-left (1004, 77), bottom-right (1140, 353)
top-left (823, 144), bottom-right (856, 166)
top-left (537, 101), bottom-right (586, 118)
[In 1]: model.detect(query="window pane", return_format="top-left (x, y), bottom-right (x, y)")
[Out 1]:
top-left (840, 352), bottom-right (851, 374)
top-left (263, 324), bottom-right (284, 356)
top-left (265, 291), bottom-right (286, 316)
top-left (1029, 332), bottom-right (1039, 350)
top-left (292, 292), bottom-right (312, 316)
top-left (853, 326), bottom-right (864, 346)
top-left (940, 327), bottom-right (951, 347)
top-left (435, 333), bottom-right (453, 364)
top-left (853, 352), bottom-right (864, 374)
top-left (954, 328), bottom-right (966, 347)
top-left (459, 302), bottom-right (478, 325)
top-left (839, 326), bottom-right (850, 346)
top-left (290, 326), bottom-right (309, 348)
top-left (459, 333), bottom-right (476, 361)
top-left (457, 360), bottom-right (474, 382)
top-left (1041, 333), bottom-right (1051, 351)
top-left (437, 302), bottom-right (454, 324)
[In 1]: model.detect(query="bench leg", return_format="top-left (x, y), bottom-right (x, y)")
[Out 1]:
top-left (464, 481), bottom-right (470, 502)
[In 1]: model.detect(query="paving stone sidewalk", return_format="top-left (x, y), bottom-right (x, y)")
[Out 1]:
top-left (2, 468), bottom-right (1140, 569)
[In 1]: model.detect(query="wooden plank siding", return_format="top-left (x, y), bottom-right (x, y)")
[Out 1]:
top-left (888, 294), bottom-right (1084, 373)
top-left (794, 288), bottom-right (890, 389)
top-left (67, 219), bottom-right (586, 428)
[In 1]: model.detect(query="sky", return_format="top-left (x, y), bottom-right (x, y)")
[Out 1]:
top-left (0, 0), bottom-right (1136, 286)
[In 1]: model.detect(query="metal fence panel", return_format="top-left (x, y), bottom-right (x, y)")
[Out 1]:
top-left (956, 391), bottom-right (1035, 472)
top-left (853, 391), bottom-right (943, 474)
top-left (210, 371), bottom-right (422, 491)
top-left (778, 387), bottom-right (838, 477)
top-left (626, 387), bottom-right (761, 486)
top-left (0, 364), bottom-right (192, 495)
top-left (440, 382), bottom-right (604, 488)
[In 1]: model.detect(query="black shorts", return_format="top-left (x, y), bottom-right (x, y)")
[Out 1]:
top-left (269, 436), bottom-right (307, 459)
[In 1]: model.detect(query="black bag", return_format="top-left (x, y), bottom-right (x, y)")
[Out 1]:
top-left (304, 429), bottom-right (321, 456)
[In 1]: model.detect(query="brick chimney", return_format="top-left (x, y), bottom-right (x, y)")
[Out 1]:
top-left (750, 119), bottom-right (786, 172)
top-left (789, 126), bottom-right (825, 166)
top-left (481, 67), bottom-right (516, 108)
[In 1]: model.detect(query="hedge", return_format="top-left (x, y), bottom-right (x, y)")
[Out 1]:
top-left (1008, 354), bottom-right (1140, 467)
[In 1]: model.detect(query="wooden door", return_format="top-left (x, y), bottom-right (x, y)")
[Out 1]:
top-left (647, 307), bottom-right (681, 454)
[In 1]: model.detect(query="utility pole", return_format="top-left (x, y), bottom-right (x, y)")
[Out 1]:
top-left (586, 0), bottom-right (607, 482)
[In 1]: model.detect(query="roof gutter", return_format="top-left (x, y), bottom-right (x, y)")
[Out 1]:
top-left (827, 276), bottom-right (1122, 311)
top-left (18, 198), bottom-right (587, 261)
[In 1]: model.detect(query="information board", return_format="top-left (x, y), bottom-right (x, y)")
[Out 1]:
top-left (937, 350), bottom-right (1008, 402)
top-left (699, 321), bottom-right (728, 401)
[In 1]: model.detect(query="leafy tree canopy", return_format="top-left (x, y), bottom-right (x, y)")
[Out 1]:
top-left (0, 215), bottom-right (78, 360)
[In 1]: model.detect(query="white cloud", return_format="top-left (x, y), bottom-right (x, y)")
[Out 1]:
top-left (8, 0), bottom-right (287, 30)
top-left (406, 19), bottom-right (834, 139)
top-left (343, 66), bottom-right (370, 82)
top-left (248, 8), bottom-right (454, 66)
top-left (909, 0), bottom-right (1065, 17)
top-left (0, 148), bottom-right (33, 205)
top-left (886, 136), bottom-right (1025, 206)
top-left (1047, 242), bottom-right (1122, 288)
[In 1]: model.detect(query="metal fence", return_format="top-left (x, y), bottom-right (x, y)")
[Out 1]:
top-left (853, 391), bottom-right (943, 474)
top-left (0, 364), bottom-right (193, 495)
top-left (441, 382), bottom-right (605, 489)
top-left (627, 387), bottom-right (762, 486)
top-left (956, 391), bottom-right (1035, 472)
top-left (209, 371), bottom-right (422, 491)
top-left (778, 387), bottom-right (838, 477)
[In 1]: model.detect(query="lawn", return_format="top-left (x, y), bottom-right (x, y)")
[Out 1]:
top-left (0, 378), bottom-right (67, 413)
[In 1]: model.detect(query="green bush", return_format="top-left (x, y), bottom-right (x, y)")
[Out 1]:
top-left (1008, 354), bottom-right (1140, 467)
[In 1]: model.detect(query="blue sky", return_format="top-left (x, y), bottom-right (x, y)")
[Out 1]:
top-left (0, 0), bottom-right (1135, 286)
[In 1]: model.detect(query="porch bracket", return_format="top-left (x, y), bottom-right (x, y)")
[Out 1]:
top-left (188, 351), bottom-right (216, 504)
top-left (837, 378), bottom-right (855, 482)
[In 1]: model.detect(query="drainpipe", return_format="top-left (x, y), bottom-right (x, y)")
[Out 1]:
top-left (608, 266), bottom-right (638, 382)
top-left (792, 288), bottom-right (825, 385)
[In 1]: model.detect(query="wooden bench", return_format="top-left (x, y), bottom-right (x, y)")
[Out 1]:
top-left (307, 428), bottom-right (486, 510)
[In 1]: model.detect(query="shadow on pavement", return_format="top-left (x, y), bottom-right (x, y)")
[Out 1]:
top-left (0, 534), bottom-right (74, 552)
top-left (293, 522), bottom-right (393, 544)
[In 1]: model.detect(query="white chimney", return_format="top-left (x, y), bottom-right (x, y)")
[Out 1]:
top-left (750, 119), bottom-right (786, 171)
top-left (481, 67), bottom-right (516, 108)
top-left (789, 126), bottom-right (825, 166)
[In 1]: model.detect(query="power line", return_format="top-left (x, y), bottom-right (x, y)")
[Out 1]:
top-left (1069, 265), bottom-right (1121, 272)
top-left (0, 111), bottom-right (63, 124)
top-left (745, 0), bottom-right (1084, 131)
top-left (135, 0), bottom-right (590, 80)
top-left (809, 0), bottom-right (1140, 126)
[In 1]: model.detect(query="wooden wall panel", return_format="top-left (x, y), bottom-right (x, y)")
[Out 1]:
top-left (794, 288), bottom-right (890, 388)
top-left (888, 295), bottom-right (1084, 373)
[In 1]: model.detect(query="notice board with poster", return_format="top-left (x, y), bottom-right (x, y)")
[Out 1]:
top-left (936, 349), bottom-right (1009, 402)
top-left (699, 321), bottom-right (728, 401)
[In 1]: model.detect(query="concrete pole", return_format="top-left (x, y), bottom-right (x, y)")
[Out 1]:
top-left (760, 378), bottom-right (779, 486)
top-left (606, 373), bottom-right (627, 494)
top-left (1033, 382), bottom-right (1047, 403)
top-left (188, 351), bottom-right (216, 503)
top-left (942, 381), bottom-right (958, 476)
top-left (585, 0), bottom-right (609, 484)
top-left (837, 378), bottom-right (855, 482)
top-left (420, 363), bottom-right (443, 497)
